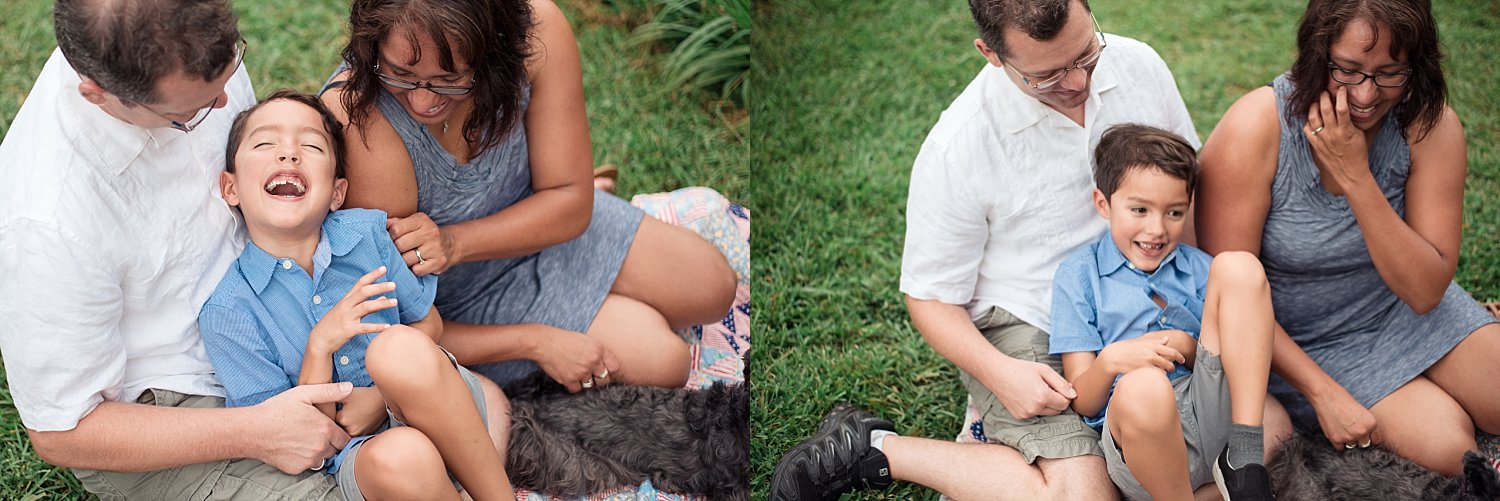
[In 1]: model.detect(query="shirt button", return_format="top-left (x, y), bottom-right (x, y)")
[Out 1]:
top-left (339, 355), bottom-right (350, 366)
top-left (282, 260), bottom-right (293, 270)
top-left (313, 295), bottom-right (322, 305)
top-left (1161, 316), bottom-right (1168, 323)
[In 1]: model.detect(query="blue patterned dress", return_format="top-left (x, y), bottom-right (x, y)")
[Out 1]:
top-left (1262, 74), bottom-right (1495, 428)
top-left (324, 72), bottom-right (643, 386)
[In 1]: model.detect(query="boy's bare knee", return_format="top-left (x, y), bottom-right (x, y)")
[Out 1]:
top-left (1111, 369), bottom-right (1177, 436)
top-left (1209, 251), bottom-right (1268, 290)
top-left (367, 326), bottom-right (444, 386)
top-left (357, 428), bottom-right (449, 498)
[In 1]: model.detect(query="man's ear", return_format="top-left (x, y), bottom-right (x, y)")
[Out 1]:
top-left (220, 171), bottom-right (241, 206)
top-left (974, 38), bottom-right (1005, 68)
top-left (330, 178), bottom-right (348, 211)
top-left (77, 78), bottom-right (109, 105)
top-left (1093, 188), bottom-right (1110, 219)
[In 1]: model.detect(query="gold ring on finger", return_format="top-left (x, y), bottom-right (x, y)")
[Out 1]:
top-left (1360, 439), bottom-right (1371, 448)
top-left (581, 378), bottom-right (594, 389)
top-left (414, 249), bottom-right (426, 264)
top-left (1312, 126), bottom-right (1324, 136)
top-left (1344, 443), bottom-right (1356, 450)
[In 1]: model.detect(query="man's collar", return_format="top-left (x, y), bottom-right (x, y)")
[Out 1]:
top-left (57, 79), bottom-right (189, 176)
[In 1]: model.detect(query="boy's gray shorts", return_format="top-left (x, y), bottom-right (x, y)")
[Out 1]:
top-left (957, 306), bottom-right (1104, 463)
top-left (1100, 344), bottom-right (1232, 500)
top-left (334, 347), bottom-right (489, 501)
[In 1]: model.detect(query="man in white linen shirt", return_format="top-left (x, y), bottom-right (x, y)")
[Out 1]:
top-left (771, 1), bottom-right (1257, 499)
top-left (0, 0), bottom-right (350, 498)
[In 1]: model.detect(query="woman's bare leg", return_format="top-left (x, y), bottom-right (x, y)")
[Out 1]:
top-left (611, 215), bottom-right (736, 330)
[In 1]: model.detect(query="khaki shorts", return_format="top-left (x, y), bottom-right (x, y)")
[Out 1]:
top-left (334, 348), bottom-right (488, 501)
top-left (1101, 344), bottom-right (1231, 500)
top-left (72, 389), bottom-right (342, 501)
top-left (957, 306), bottom-right (1103, 463)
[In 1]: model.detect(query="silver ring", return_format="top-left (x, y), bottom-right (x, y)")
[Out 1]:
top-left (414, 249), bottom-right (426, 264)
top-left (1312, 126), bottom-right (1324, 136)
top-left (581, 378), bottom-right (594, 389)
top-left (1345, 443), bottom-right (1356, 450)
top-left (1360, 439), bottom-right (1371, 448)
top-left (597, 368), bottom-right (610, 379)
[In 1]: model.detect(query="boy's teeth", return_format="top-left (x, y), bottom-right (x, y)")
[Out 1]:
top-left (264, 178), bottom-right (306, 196)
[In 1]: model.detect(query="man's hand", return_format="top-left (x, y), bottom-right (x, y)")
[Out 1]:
top-left (307, 266), bottom-right (397, 356)
top-left (531, 325), bottom-right (619, 393)
top-left (981, 357), bottom-right (1076, 420)
top-left (250, 382), bottom-right (354, 474)
top-left (1099, 334), bottom-right (1184, 375)
top-left (334, 387), bottom-right (387, 437)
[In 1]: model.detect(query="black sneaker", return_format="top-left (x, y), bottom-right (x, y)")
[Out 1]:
top-left (1213, 444), bottom-right (1275, 500)
top-left (770, 404), bottom-right (895, 500)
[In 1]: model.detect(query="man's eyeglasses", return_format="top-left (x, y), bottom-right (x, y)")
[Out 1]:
top-left (373, 62), bottom-right (476, 95)
top-left (1327, 62), bottom-right (1411, 88)
top-left (1004, 12), bottom-right (1107, 91)
top-left (125, 36), bottom-right (246, 132)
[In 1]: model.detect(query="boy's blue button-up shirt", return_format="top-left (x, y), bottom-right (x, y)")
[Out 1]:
top-left (1049, 234), bottom-right (1212, 429)
top-left (199, 208), bottom-right (438, 408)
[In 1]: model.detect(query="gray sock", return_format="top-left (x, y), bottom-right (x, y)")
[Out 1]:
top-left (1227, 423), bottom-right (1265, 468)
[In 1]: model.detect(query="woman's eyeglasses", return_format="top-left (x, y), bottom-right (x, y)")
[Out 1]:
top-left (373, 62), bottom-right (476, 95)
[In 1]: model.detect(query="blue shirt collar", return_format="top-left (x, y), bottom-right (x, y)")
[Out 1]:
top-left (237, 215), bottom-right (367, 293)
top-left (1095, 235), bottom-right (1183, 278)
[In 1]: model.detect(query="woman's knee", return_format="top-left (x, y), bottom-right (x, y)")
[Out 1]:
top-left (355, 428), bottom-right (450, 499)
top-left (1110, 369), bottom-right (1178, 438)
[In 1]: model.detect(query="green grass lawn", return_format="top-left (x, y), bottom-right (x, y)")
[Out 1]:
top-left (749, 0), bottom-right (1500, 499)
top-left (0, 0), bottom-right (745, 497)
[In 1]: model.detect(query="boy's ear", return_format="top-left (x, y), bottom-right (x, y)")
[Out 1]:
top-left (330, 178), bottom-right (348, 212)
top-left (1092, 188), bottom-right (1110, 219)
top-left (220, 171), bottom-right (241, 206)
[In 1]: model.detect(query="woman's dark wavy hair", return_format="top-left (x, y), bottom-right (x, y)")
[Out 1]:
top-left (340, 0), bottom-right (534, 155)
top-left (1287, 0), bottom-right (1446, 142)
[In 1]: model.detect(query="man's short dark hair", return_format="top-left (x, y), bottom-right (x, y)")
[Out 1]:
top-left (225, 89), bottom-right (348, 180)
top-left (968, 0), bottom-right (1090, 59)
top-left (1093, 124), bottom-right (1198, 201)
top-left (54, 0), bottom-right (240, 105)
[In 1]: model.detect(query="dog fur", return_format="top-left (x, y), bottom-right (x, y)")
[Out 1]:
top-left (503, 373), bottom-right (749, 500)
top-left (1268, 432), bottom-right (1500, 500)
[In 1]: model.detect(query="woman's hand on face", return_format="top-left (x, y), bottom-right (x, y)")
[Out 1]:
top-left (1311, 381), bottom-right (1379, 451)
top-left (532, 326), bottom-right (619, 393)
top-left (387, 213), bottom-right (456, 275)
top-left (1304, 86), bottom-right (1372, 191)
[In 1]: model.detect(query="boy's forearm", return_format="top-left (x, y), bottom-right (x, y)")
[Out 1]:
top-left (27, 401), bottom-right (258, 471)
top-left (298, 350), bottom-right (337, 419)
top-left (1062, 352), bottom-right (1113, 418)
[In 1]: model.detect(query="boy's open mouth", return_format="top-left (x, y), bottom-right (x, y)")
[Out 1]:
top-left (263, 171), bottom-right (307, 198)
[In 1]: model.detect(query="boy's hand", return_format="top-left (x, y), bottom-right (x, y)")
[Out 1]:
top-left (308, 266), bottom-right (398, 356)
top-left (1100, 334), bottom-right (1184, 375)
top-left (334, 387), bottom-right (387, 437)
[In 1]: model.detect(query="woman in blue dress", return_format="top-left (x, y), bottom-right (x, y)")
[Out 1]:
top-left (319, 0), bottom-right (736, 394)
top-left (1197, 0), bottom-right (1498, 477)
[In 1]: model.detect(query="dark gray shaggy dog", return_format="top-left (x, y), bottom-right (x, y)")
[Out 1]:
top-left (503, 373), bottom-right (749, 501)
top-left (1268, 432), bottom-right (1500, 500)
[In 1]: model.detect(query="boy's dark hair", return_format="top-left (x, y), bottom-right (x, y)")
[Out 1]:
top-left (340, 0), bottom-right (535, 156)
top-left (1287, 0), bottom-right (1445, 142)
top-left (968, 0), bottom-right (1090, 59)
top-left (54, 0), bottom-right (240, 106)
top-left (225, 89), bottom-right (348, 179)
top-left (1093, 124), bottom-right (1198, 200)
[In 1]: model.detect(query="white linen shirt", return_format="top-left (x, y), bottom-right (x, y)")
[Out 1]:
top-left (0, 48), bottom-right (252, 431)
top-left (900, 35), bottom-right (1199, 332)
